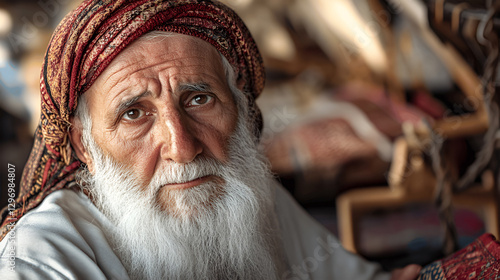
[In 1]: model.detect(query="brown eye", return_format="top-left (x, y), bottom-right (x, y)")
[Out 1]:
top-left (188, 94), bottom-right (212, 107)
top-left (123, 109), bottom-right (144, 120)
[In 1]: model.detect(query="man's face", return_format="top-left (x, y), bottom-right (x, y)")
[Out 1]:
top-left (82, 34), bottom-right (239, 208)
top-left (71, 33), bottom-right (286, 279)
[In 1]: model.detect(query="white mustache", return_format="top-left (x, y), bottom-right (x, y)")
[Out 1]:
top-left (149, 156), bottom-right (225, 188)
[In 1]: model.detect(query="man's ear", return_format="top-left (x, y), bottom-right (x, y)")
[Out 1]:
top-left (68, 116), bottom-right (95, 173)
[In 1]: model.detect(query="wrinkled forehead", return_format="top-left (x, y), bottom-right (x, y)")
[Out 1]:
top-left (88, 32), bottom-right (227, 94)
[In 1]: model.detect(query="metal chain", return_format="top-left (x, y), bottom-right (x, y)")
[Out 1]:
top-left (427, 1), bottom-right (500, 255)
top-left (428, 123), bottom-right (459, 255)
top-left (455, 1), bottom-right (500, 191)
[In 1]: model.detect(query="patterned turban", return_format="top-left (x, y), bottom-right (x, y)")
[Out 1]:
top-left (0, 0), bottom-right (264, 240)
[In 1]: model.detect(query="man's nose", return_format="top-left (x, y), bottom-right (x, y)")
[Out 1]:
top-left (160, 111), bottom-right (202, 163)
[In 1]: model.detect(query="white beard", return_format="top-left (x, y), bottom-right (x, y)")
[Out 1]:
top-left (78, 111), bottom-right (286, 280)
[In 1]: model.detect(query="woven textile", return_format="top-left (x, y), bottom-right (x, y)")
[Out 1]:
top-left (418, 233), bottom-right (500, 280)
top-left (0, 0), bottom-right (264, 240)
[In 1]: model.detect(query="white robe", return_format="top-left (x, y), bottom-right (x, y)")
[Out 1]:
top-left (0, 182), bottom-right (390, 280)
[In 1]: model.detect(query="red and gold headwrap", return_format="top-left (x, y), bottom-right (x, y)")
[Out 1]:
top-left (0, 0), bottom-right (264, 240)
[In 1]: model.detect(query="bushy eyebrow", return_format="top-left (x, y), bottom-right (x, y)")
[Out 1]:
top-left (112, 82), bottom-right (211, 119)
top-left (177, 82), bottom-right (211, 93)
top-left (114, 91), bottom-right (152, 117)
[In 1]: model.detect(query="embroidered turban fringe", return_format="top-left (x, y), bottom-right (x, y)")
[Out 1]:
top-left (0, 0), bottom-right (264, 240)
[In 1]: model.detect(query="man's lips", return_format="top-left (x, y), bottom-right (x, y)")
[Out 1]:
top-left (163, 175), bottom-right (215, 190)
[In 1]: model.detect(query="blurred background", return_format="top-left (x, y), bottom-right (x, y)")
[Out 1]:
top-left (0, 0), bottom-right (499, 271)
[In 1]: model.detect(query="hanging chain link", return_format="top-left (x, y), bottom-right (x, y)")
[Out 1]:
top-left (427, 1), bottom-right (499, 255)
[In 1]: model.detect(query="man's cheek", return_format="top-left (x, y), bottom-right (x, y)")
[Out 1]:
top-left (203, 128), bottom-right (234, 162)
top-left (111, 144), bottom-right (158, 187)
top-left (134, 153), bottom-right (159, 187)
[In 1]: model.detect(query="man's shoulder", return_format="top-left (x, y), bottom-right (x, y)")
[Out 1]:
top-left (271, 180), bottom-right (309, 220)
top-left (6, 189), bottom-right (107, 244)
top-left (0, 189), bottom-right (128, 279)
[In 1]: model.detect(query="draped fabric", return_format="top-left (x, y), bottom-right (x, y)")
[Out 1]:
top-left (0, 0), bottom-right (264, 240)
top-left (418, 233), bottom-right (500, 280)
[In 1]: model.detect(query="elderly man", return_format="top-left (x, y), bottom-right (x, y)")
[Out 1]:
top-left (0, 0), bottom-right (420, 279)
